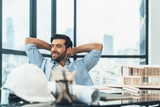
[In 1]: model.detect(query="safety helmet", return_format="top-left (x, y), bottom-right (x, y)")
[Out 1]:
top-left (1, 63), bottom-right (55, 102)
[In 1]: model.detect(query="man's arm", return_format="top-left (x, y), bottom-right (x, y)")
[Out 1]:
top-left (25, 37), bottom-right (51, 51)
top-left (71, 43), bottom-right (103, 55)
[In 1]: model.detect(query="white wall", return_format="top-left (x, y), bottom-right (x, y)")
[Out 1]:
top-left (149, 0), bottom-right (160, 64)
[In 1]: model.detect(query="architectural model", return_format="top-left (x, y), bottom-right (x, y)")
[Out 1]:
top-left (121, 65), bottom-right (160, 87)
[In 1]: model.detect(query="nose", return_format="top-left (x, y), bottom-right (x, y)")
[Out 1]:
top-left (51, 46), bottom-right (57, 52)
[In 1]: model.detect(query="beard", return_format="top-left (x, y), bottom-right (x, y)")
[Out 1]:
top-left (51, 50), bottom-right (67, 62)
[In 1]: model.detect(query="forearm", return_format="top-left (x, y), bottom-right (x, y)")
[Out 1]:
top-left (72, 43), bottom-right (103, 54)
top-left (25, 37), bottom-right (51, 51)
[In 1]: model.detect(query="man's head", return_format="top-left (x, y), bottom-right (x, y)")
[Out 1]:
top-left (51, 34), bottom-right (73, 49)
top-left (50, 34), bottom-right (73, 62)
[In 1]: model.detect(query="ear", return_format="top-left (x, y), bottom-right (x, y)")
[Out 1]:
top-left (66, 47), bottom-right (72, 56)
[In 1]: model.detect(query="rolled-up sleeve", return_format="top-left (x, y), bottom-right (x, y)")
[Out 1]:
top-left (25, 44), bottom-right (44, 68)
top-left (82, 49), bottom-right (102, 71)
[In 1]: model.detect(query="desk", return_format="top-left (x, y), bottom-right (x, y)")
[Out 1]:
top-left (100, 89), bottom-right (160, 106)
top-left (1, 89), bottom-right (160, 107)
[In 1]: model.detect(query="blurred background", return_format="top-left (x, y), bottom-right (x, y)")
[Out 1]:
top-left (0, 0), bottom-right (160, 88)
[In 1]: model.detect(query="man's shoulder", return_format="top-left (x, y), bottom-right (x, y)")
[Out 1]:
top-left (69, 59), bottom-right (83, 66)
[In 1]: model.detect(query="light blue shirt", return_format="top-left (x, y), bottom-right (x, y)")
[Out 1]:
top-left (25, 44), bottom-right (102, 86)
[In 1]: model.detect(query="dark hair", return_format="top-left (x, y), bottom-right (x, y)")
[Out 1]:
top-left (50, 34), bottom-right (73, 49)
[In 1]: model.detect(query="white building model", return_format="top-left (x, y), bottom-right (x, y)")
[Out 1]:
top-left (121, 65), bottom-right (160, 88)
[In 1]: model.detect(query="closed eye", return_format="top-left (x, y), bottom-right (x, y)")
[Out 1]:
top-left (56, 44), bottom-right (62, 48)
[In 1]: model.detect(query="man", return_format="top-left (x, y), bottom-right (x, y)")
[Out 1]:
top-left (25, 34), bottom-right (103, 86)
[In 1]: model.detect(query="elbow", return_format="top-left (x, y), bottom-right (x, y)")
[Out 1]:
top-left (98, 43), bottom-right (103, 51)
top-left (97, 43), bottom-right (103, 51)
top-left (25, 37), bottom-right (30, 44)
top-left (25, 37), bottom-right (34, 44)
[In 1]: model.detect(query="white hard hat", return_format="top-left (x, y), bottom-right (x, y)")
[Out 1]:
top-left (1, 63), bottom-right (55, 102)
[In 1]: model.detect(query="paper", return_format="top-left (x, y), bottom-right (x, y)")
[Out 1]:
top-left (91, 85), bottom-right (123, 94)
top-left (100, 92), bottom-right (132, 100)
top-left (123, 85), bottom-right (140, 94)
top-left (72, 85), bottom-right (100, 105)
top-left (48, 82), bottom-right (100, 105)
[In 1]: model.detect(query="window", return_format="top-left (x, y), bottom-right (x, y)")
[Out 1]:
top-left (66, 0), bottom-right (147, 85)
top-left (37, 0), bottom-right (51, 54)
top-left (0, 0), bottom-right (148, 87)
top-left (57, 0), bottom-right (74, 42)
top-left (1, 0), bottom-right (29, 87)
top-left (2, 0), bottom-right (29, 50)
top-left (77, 0), bottom-right (142, 55)
top-left (89, 58), bottom-right (146, 85)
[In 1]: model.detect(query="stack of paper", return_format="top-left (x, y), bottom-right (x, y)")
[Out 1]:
top-left (100, 92), bottom-right (132, 100)
top-left (91, 85), bottom-right (123, 94)
top-left (91, 85), bottom-right (133, 101)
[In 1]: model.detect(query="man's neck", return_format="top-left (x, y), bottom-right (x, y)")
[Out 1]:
top-left (58, 58), bottom-right (67, 67)
top-left (59, 61), bottom-right (65, 67)
top-left (57, 56), bottom-right (68, 67)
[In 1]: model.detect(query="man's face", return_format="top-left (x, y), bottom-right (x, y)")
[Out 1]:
top-left (51, 39), bottom-right (67, 62)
